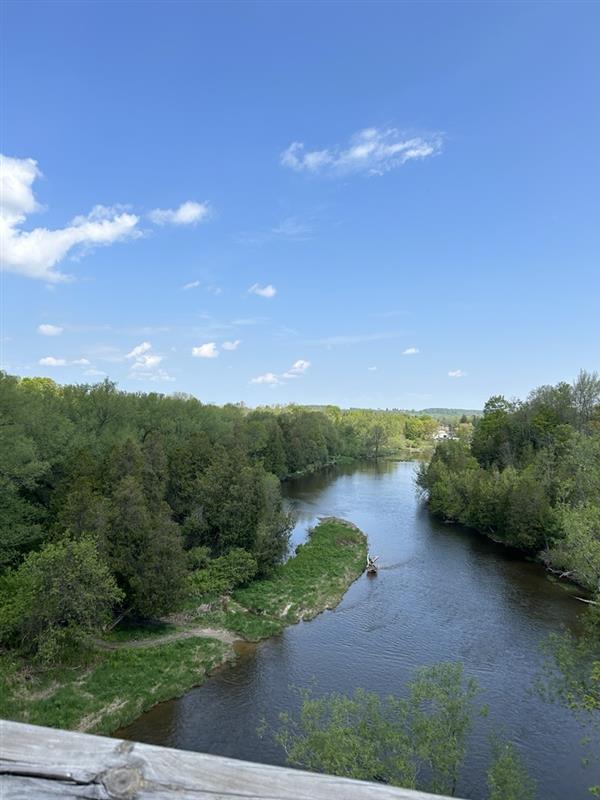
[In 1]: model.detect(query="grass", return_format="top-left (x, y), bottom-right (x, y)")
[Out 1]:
top-left (102, 619), bottom-right (177, 643)
top-left (196, 518), bottom-right (368, 640)
top-left (0, 637), bottom-right (230, 734)
top-left (0, 518), bottom-right (367, 733)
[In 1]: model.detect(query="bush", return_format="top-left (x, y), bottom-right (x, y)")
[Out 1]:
top-left (188, 548), bottom-right (258, 600)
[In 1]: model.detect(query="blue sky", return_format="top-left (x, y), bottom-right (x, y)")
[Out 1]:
top-left (2, 1), bottom-right (599, 409)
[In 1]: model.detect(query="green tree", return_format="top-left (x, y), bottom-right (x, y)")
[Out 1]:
top-left (105, 476), bottom-right (186, 617)
top-left (487, 738), bottom-right (535, 800)
top-left (0, 537), bottom-right (122, 662)
top-left (270, 662), bottom-right (482, 797)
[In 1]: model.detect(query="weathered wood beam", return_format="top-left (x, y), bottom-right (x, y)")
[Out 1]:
top-left (0, 719), bottom-right (463, 800)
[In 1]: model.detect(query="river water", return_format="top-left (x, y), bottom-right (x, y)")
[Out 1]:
top-left (119, 461), bottom-right (598, 798)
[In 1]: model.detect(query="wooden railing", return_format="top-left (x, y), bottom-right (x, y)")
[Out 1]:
top-left (0, 719), bottom-right (463, 799)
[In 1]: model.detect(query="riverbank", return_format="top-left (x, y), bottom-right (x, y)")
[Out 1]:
top-left (0, 518), bottom-right (367, 735)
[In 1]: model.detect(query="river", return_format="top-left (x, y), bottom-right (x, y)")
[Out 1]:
top-left (119, 460), bottom-right (598, 799)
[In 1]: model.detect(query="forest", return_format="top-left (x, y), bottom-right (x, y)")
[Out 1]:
top-left (417, 370), bottom-right (600, 718)
top-left (0, 371), bottom-right (437, 664)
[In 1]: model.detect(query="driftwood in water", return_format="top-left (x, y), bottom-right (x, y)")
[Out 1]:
top-left (366, 553), bottom-right (379, 574)
top-left (0, 719), bottom-right (462, 800)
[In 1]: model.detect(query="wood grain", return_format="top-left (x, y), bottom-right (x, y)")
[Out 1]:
top-left (0, 719), bottom-right (462, 800)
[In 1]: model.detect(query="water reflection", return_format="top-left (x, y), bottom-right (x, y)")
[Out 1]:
top-left (118, 462), bottom-right (597, 799)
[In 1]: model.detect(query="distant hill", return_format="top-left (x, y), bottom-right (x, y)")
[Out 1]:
top-left (419, 408), bottom-right (481, 417)
top-left (298, 404), bottom-right (482, 421)
top-left (412, 408), bottom-right (482, 423)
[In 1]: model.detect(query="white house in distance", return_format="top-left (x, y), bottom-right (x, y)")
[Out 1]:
top-left (432, 425), bottom-right (458, 441)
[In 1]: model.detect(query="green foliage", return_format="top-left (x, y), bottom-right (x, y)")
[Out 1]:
top-left (188, 548), bottom-right (258, 600)
top-left (104, 475), bottom-right (187, 618)
top-left (539, 604), bottom-right (600, 716)
top-left (419, 372), bottom-right (600, 794)
top-left (549, 504), bottom-right (600, 593)
top-left (185, 545), bottom-right (211, 571)
top-left (0, 368), bottom-right (451, 670)
top-left (0, 538), bottom-right (122, 663)
top-left (269, 662), bottom-right (507, 798)
top-left (202, 519), bottom-right (367, 641)
top-left (487, 738), bottom-right (536, 800)
top-left (418, 371), bottom-right (600, 555)
top-left (233, 519), bottom-right (366, 623)
top-left (0, 636), bottom-right (229, 734)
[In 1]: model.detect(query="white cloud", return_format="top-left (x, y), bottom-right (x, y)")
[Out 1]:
top-left (182, 280), bottom-right (201, 290)
top-left (39, 356), bottom-right (66, 366)
top-left (249, 283), bottom-right (276, 298)
top-left (137, 354), bottom-right (163, 369)
top-left (0, 155), bottom-right (41, 224)
top-left (403, 347), bottom-right (419, 355)
top-left (280, 127), bottom-right (442, 177)
top-left (222, 339), bottom-right (241, 351)
top-left (448, 369), bottom-right (467, 378)
top-left (125, 341), bottom-right (169, 380)
top-left (37, 323), bottom-right (63, 336)
top-left (72, 358), bottom-right (90, 365)
top-left (283, 359), bottom-right (310, 378)
top-left (0, 155), bottom-right (141, 282)
top-left (253, 358), bottom-right (311, 384)
top-left (126, 341), bottom-right (152, 360)
top-left (251, 372), bottom-right (280, 385)
top-left (149, 201), bottom-right (210, 226)
top-left (368, 366), bottom-right (377, 371)
top-left (192, 342), bottom-right (219, 359)
top-left (84, 368), bottom-right (106, 377)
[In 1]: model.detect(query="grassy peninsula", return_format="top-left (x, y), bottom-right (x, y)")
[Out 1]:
top-left (0, 518), bottom-right (367, 734)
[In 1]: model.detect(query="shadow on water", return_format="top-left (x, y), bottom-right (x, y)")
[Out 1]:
top-left (118, 461), bottom-right (598, 800)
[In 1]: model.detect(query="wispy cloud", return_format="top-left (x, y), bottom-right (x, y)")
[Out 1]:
top-left (271, 217), bottom-right (312, 239)
top-left (38, 323), bottom-right (63, 336)
top-left (126, 341), bottom-right (152, 360)
top-left (130, 368), bottom-right (174, 382)
top-left (231, 317), bottom-right (268, 326)
top-left (282, 359), bottom-right (310, 378)
top-left (149, 201), bottom-right (210, 226)
top-left (249, 283), bottom-right (277, 298)
top-left (448, 369), bottom-right (467, 378)
top-left (126, 341), bottom-right (172, 381)
top-left (307, 332), bottom-right (401, 347)
top-left (182, 280), bottom-right (201, 290)
top-left (39, 356), bottom-right (67, 366)
top-left (240, 216), bottom-right (313, 246)
top-left (250, 372), bottom-right (280, 385)
top-left (281, 127), bottom-right (442, 177)
top-left (403, 347), bottom-right (419, 355)
top-left (38, 355), bottom-right (90, 367)
top-left (252, 358), bottom-right (311, 386)
top-left (368, 366), bottom-right (377, 371)
top-left (192, 342), bottom-right (219, 359)
top-left (222, 339), bottom-right (241, 351)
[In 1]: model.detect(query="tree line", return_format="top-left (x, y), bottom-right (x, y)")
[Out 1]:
top-left (417, 370), bottom-right (600, 727)
top-left (0, 372), bottom-right (436, 662)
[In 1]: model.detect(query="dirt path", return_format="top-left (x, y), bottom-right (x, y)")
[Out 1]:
top-left (96, 625), bottom-right (239, 650)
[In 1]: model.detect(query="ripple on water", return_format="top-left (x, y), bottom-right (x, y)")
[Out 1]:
top-left (118, 461), bottom-right (599, 800)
